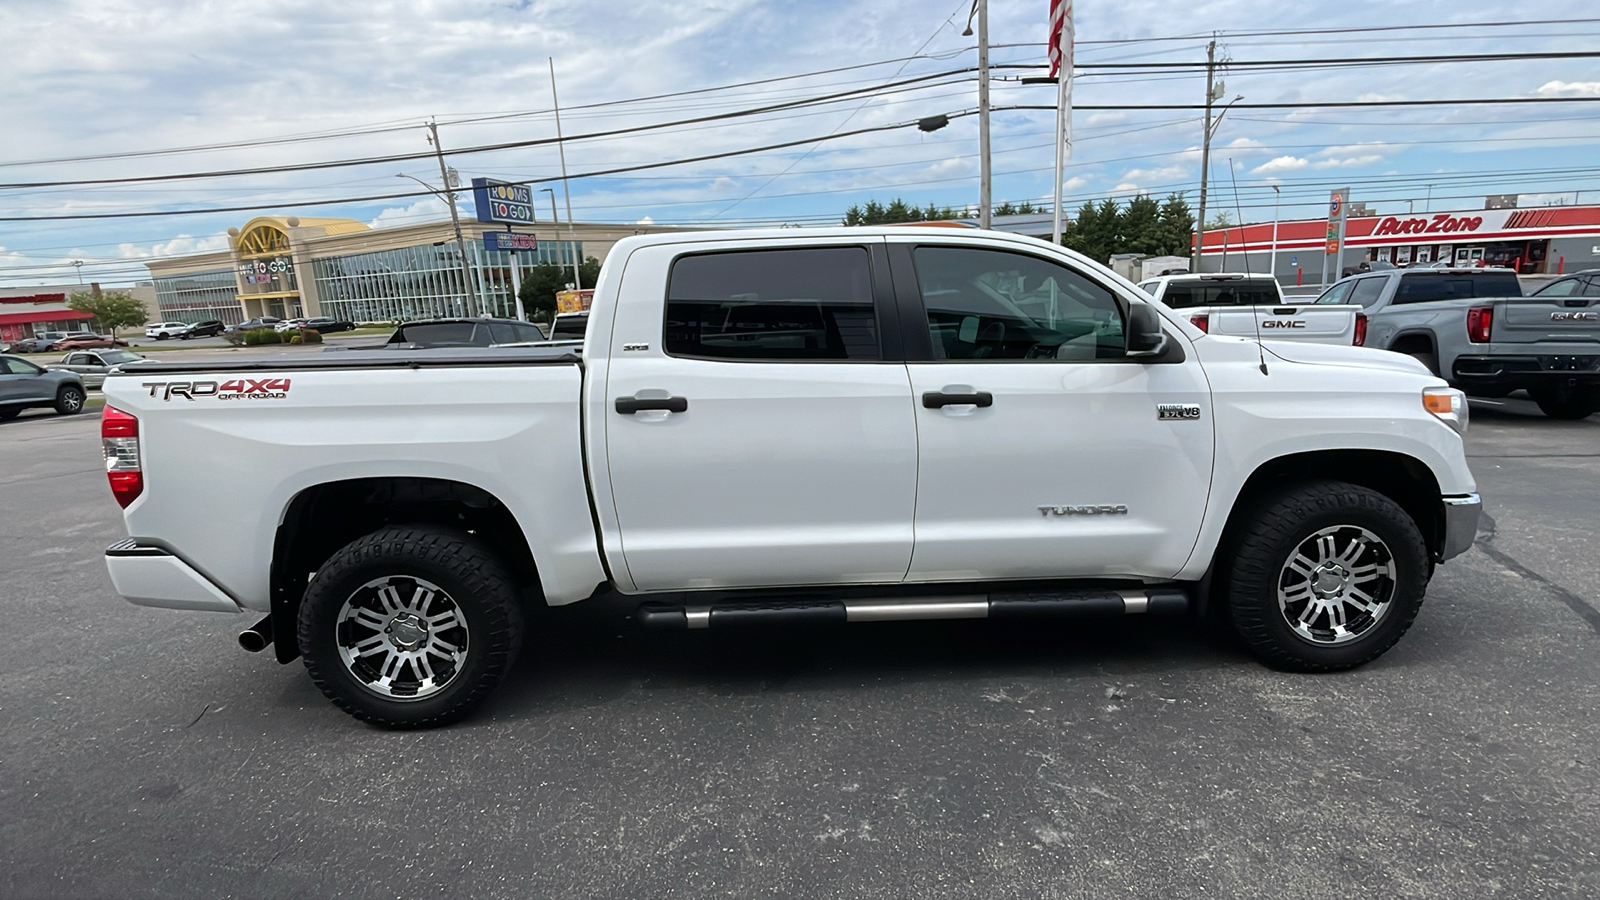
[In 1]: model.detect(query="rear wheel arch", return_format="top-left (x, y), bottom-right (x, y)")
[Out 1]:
top-left (269, 477), bottom-right (542, 664)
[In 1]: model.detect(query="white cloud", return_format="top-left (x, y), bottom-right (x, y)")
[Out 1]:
top-left (1536, 80), bottom-right (1600, 97)
top-left (1085, 112), bottom-right (1126, 126)
top-left (635, 216), bottom-right (655, 225)
top-left (1222, 137), bottom-right (1265, 152)
top-left (1120, 165), bottom-right (1186, 184)
top-left (1313, 155), bottom-right (1383, 169)
top-left (115, 233), bottom-right (230, 258)
top-left (1112, 182), bottom-right (1141, 193)
top-left (1252, 156), bottom-right (1309, 174)
top-left (366, 196), bottom-right (450, 230)
top-left (1062, 176), bottom-right (1088, 191)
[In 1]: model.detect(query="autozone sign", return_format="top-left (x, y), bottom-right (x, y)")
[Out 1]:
top-left (1372, 214), bottom-right (1485, 236)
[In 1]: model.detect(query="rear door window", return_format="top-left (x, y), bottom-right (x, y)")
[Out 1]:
top-left (665, 247), bottom-right (880, 360)
top-left (1347, 278), bottom-right (1387, 308)
top-left (1392, 272), bottom-right (1522, 304)
top-left (1314, 282), bottom-right (1353, 305)
top-left (1534, 278), bottom-right (1582, 297)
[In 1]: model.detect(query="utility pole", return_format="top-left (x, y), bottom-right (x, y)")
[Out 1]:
top-left (962, 1), bottom-right (992, 228)
top-left (426, 119), bottom-right (476, 315)
top-left (1193, 39), bottom-right (1217, 270)
top-left (1270, 184), bottom-right (1280, 279)
top-left (549, 58), bottom-right (583, 291)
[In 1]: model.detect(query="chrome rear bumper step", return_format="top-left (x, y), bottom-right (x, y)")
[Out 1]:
top-left (636, 586), bottom-right (1190, 630)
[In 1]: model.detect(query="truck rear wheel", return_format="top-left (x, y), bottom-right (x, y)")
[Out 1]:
top-left (1529, 384), bottom-right (1599, 420)
top-left (297, 526), bottom-right (524, 728)
top-left (1226, 481), bottom-right (1429, 672)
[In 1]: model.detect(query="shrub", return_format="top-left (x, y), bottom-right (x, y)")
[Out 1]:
top-left (301, 328), bottom-right (323, 344)
top-left (240, 328), bottom-right (279, 346)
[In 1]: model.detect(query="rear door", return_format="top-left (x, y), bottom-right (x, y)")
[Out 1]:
top-left (890, 239), bottom-right (1214, 581)
top-left (601, 240), bottom-right (919, 592)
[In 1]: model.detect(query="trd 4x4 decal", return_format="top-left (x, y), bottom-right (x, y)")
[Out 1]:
top-left (142, 378), bottom-right (291, 400)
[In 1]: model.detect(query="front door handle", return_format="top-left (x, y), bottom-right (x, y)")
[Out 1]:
top-left (922, 390), bottom-right (993, 409)
top-left (615, 396), bottom-right (689, 414)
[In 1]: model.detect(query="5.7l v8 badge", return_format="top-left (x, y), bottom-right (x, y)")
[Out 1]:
top-left (1157, 403), bottom-right (1202, 420)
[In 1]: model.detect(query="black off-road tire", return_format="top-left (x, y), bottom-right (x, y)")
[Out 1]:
top-left (1529, 384), bottom-right (1599, 420)
top-left (1226, 480), bottom-right (1429, 672)
top-left (54, 385), bottom-right (85, 415)
top-left (297, 526), bottom-right (524, 728)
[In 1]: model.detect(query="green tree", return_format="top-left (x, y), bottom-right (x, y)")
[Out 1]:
top-left (517, 256), bottom-right (602, 323)
top-left (67, 289), bottom-right (147, 337)
top-left (1121, 194), bottom-right (1163, 255)
top-left (843, 197), bottom-right (957, 225)
top-left (1205, 210), bottom-right (1233, 230)
top-left (1016, 201), bottom-right (1037, 214)
top-left (1154, 192), bottom-right (1196, 257)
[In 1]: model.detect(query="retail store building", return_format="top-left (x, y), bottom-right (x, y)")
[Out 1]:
top-left (0, 284), bottom-right (157, 344)
top-left (1197, 203), bottom-right (1600, 286)
top-left (144, 216), bottom-right (693, 326)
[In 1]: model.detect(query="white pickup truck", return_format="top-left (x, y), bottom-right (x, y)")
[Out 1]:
top-left (1138, 272), bottom-right (1367, 346)
top-left (101, 227), bottom-right (1480, 728)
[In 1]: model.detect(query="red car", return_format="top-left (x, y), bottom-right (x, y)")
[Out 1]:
top-left (49, 334), bottom-right (128, 351)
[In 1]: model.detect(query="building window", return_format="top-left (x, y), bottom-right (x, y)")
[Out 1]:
top-left (152, 269), bottom-right (242, 325)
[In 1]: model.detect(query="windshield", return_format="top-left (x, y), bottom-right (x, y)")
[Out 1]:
top-left (100, 350), bottom-right (140, 364)
top-left (1162, 279), bottom-right (1280, 309)
top-left (393, 322), bottom-right (480, 345)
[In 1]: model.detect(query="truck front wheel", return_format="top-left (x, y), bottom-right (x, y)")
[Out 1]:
top-left (297, 527), bottom-right (524, 728)
top-left (1226, 481), bottom-right (1429, 672)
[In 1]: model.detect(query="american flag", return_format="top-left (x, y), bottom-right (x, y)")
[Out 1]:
top-left (1047, 0), bottom-right (1073, 79)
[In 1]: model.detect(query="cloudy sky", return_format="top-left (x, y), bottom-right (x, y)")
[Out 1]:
top-left (2, 0), bottom-right (1598, 285)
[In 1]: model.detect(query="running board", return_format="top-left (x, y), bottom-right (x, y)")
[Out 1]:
top-left (635, 587), bottom-right (1190, 630)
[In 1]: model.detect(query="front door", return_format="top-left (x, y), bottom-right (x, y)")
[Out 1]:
top-left (891, 241), bottom-right (1214, 582)
top-left (602, 242), bottom-right (918, 592)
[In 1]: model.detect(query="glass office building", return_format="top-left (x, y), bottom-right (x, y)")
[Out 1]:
top-left (150, 269), bottom-right (246, 325)
top-left (311, 240), bottom-right (581, 324)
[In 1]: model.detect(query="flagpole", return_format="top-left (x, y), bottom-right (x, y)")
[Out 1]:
top-left (1050, 2), bottom-right (1073, 244)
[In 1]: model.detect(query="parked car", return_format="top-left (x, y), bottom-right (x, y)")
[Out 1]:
top-left (384, 317), bottom-right (547, 348)
top-left (182, 320), bottom-right (227, 339)
top-left (1528, 269), bottom-right (1600, 298)
top-left (1313, 266), bottom-right (1600, 418)
top-left (100, 226), bottom-right (1479, 727)
top-left (50, 334), bottom-right (127, 351)
top-left (146, 322), bottom-right (191, 340)
top-left (12, 331), bottom-right (88, 352)
top-left (0, 354), bottom-right (87, 419)
top-left (1136, 273), bottom-right (1365, 346)
top-left (1340, 259), bottom-right (1397, 279)
top-left (227, 317), bottom-right (284, 333)
top-left (46, 348), bottom-right (144, 388)
top-left (274, 318), bottom-right (312, 333)
top-left (303, 316), bottom-right (356, 333)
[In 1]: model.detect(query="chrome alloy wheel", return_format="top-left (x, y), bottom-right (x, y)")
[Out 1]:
top-left (335, 576), bottom-right (469, 700)
top-left (1277, 525), bottom-right (1397, 646)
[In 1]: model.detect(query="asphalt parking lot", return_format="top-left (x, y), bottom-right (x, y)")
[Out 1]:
top-left (2, 397), bottom-right (1597, 898)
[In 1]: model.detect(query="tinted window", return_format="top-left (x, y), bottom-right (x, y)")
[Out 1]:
top-left (514, 323), bottom-right (546, 341)
top-left (1138, 282), bottom-right (1159, 295)
top-left (665, 247), bottom-right (879, 360)
top-left (1587, 279), bottom-right (1600, 297)
top-left (912, 246), bottom-right (1125, 361)
top-left (3, 358), bottom-right (43, 375)
top-left (101, 350), bottom-right (139, 365)
top-left (1315, 282), bottom-right (1353, 305)
top-left (552, 317), bottom-right (587, 340)
top-left (1347, 278), bottom-right (1386, 308)
top-left (1392, 272), bottom-right (1522, 304)
top-left (1533, 278), bottom-right (1581, 297)
top-left (1161, 278), bottom-right (1279, 309)
top-left (489, 323), bottom-right (519, 344)
top-left (397, 322), bottom-right (480, 345)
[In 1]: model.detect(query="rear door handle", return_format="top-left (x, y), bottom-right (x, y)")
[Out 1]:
top-left (922, 390), bottom-right (993, 409)
top-left (615, 396), bottom-right (688, 414)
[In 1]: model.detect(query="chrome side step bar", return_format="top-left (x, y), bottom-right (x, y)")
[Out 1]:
top-left (636, 587), bottom-right (1190, 630)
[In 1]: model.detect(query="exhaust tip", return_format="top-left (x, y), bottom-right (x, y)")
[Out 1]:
top-left (239, 616), bottom-right (273, 653)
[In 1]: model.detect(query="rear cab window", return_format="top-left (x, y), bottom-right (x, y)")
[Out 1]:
top-left (1391, 271), bottom-right (1523, 304)
top-left (1160, 277), bottom-right (1281, 310)
top-left (665, 247), bottom-right (880, 360)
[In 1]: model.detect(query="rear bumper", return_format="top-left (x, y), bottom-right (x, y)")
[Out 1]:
top-left (104, 541), bottom-right (240, 613)
top-left (1452, 354), bottom-right (1600, 389)
top-left (1440, 494), bottom-right (1481, 562)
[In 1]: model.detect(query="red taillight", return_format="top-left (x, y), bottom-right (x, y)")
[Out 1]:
top-left (1353, 312), bottom-right (1368, 346)
top-left (1189, 314), bottom-right (1209, 333)
top-left (1467, 306), bottom-right (1493, 343)
top-left (102, 405), bottom-right (142, 508)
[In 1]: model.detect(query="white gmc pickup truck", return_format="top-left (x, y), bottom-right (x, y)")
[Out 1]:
top-left (101, 227), bottom-right (1480, 728)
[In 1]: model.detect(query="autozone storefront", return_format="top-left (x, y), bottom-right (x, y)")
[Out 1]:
top-left (0, 291), bottom-right (95, 344)
top-left (1198, 204), bottom-right (1600, 284)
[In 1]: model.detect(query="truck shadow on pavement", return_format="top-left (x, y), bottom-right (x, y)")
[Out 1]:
top-left (487, 596), bottom-right (1245, 720)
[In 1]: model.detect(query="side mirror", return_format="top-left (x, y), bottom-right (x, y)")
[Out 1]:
top-left (1125, 301), bottom-right (1168, 358)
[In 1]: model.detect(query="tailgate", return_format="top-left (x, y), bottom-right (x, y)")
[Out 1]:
top-left (1205, 305), bottom-right (1358, 345)
top-left (1491, 297), bottom-right (1600, 346)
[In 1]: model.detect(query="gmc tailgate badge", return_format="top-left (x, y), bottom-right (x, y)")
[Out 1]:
top-left (1158, 403), bottom-right (1202, 420)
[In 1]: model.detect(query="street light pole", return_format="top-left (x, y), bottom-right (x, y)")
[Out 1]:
top-left (548, 58), bottom-right (583, 291)
top-left (418, 119), bottom-right (476, 315)
top-left (963, 0), bottom-right (991, 228)
top-left (71, 260), bottom-right (85, 284)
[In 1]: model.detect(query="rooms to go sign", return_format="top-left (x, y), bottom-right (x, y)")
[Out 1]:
top-left (471, 178), bottom-right (535, 225)
top-left (1372, 214), bottom-right (1485, 236)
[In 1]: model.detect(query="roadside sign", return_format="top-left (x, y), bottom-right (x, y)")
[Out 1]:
top-left (1289, 255), bottom-right (1297, 266)
top-left (483, 231), bottom-right (538, 252)
top-left (471, 178), bottom-right (535, 225)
